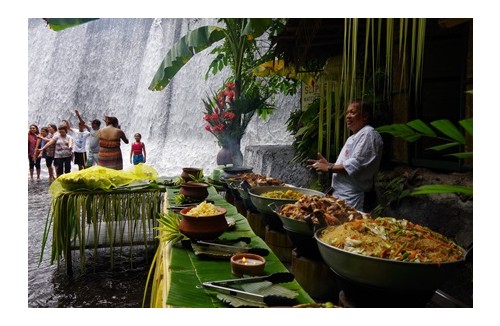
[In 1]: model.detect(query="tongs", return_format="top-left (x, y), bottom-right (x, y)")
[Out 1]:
top-left (202, 272), bottom-right (296, 306)
top-left (169, 200), bottom-right (215, 211)
top-left (193, 240), bottom-right (270, 256)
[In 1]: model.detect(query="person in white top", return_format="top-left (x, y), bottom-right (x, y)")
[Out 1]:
top-left (75, 110), bottom-right (101, 167)
top-left (63, 112), bottom-right (90, 171)
top-left (307, 99), bottom-right (383, 211)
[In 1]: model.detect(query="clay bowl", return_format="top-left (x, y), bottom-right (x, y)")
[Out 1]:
top-left (178, 206), bottom-right (228, 240)
top-left (179, 182), bottom-right (209, 201)
top-left (181, 167), bottom-right (203, 183)
top-left (230, 253), bottom-right (266, 276)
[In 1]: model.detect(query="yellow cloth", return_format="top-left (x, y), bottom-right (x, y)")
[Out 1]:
top-left (49, 164), bottom-right (159, 197)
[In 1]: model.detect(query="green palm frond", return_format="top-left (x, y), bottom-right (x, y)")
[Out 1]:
top-left (149, 26), bottom-right (226, 91)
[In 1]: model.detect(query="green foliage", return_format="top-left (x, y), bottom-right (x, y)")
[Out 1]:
top-left (411, 185), bottom-right (473, 196)
top-left (44, 18), bottom-right (98, 31)
top-left (372, 176), bottom-right (412, 216)
top-left (377, 118), bottom-right (473, 159)
top-left (377, 118), bottom-right (473, 197)
top-left (286, 99), bottom-right (320, 164)
top-left (148, 26), bottom-right (226, 91)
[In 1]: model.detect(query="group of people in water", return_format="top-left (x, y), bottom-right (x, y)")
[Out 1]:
top-left (28, 110), bottom-right (147, 181)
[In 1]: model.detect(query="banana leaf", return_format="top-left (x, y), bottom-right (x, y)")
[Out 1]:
top-left (411, 185), bottom-right (472, 196)
top-left (148, 187), bottom-right (315, 307)
top-left (44, 18), bottom-right (98, 31)
top-left (148, 26), bottom-right (226, 91)
top-left (430, 119), bottom-right (466, 143)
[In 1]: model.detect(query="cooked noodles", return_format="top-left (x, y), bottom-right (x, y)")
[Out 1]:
top-left (318, 217), bottom-right (464, 263)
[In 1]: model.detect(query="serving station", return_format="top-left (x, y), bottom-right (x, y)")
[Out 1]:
top-left (147, 186), bottom-right (315, 307)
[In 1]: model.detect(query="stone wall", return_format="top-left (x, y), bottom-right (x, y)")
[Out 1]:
top-left (244, 145), bottom-right (317, 188)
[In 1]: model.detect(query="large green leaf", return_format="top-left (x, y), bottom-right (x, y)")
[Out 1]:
top-left (407, 119), bottom-right (436, 137)
top-left (376, 123), bottom-right (421, 142)
top-left (411, 185), bottom-right (472, 196)
top-left (427, 142), bottom-right (460, 152)
top-left (430, 119), bottom-right (466, 144)
top-left (241, 18), bottom-right (273, 39)
top-left (459, 118), bottom-right (473, 135)
top-left (447, 152), bottom-right (473, 159)
top-left (149, 26), bottom-right (226, 91)
top-left (44, 18), bottom-right (98, 31)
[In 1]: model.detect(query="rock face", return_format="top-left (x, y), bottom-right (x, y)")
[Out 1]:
top-left (376, 166), bottom-right (473, 248)
top-left (244, 145), bottom-right (317, 188)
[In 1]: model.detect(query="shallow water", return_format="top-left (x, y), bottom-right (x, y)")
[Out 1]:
top-left (28, 176), bottom-right (156, 308)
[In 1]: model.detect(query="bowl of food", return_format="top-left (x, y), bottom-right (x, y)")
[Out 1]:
top-left (179, 202), bottom-right (228, 240)
top-left (248, 186), bottom-right (324, 215)
top-left (314, 217), bottom-right (466, 294)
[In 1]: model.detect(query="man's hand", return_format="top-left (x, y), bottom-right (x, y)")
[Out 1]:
top-left (306, 152), bottom-right (329, 173)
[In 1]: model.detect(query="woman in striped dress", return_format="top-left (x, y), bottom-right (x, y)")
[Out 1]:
top-left (98, 116), bottom-right (129, 170)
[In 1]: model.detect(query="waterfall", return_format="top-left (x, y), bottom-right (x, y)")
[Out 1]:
top-left (28, 18), bottom-right (298, 176)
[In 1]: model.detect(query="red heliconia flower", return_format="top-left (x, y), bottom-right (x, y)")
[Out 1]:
top-left (214, 106), bottom-right (220, 114)
top-left (203, 114), bottom-right (210, 121)
top-left (223, 112), bottom-right (235, 120)
top-left (205, 125), bottom-right (211, 131)
top-left (226, 82), bottom-right (235, 89)
top-left (217, 124), bottom-right (225, 131)
top-left (211, 113), bottom-right (219, 121)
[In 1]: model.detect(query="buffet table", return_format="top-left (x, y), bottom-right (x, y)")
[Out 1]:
top-left (148, 186), bottom-right (315, 307)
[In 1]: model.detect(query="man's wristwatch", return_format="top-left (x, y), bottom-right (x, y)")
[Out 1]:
top-left (327, 163), bottom-right (334, 172)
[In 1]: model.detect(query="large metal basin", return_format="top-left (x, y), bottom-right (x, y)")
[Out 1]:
top-left (248, 186), bottom-right (324, 215)
top-left (268, 202), bottom-right (316, 237)
top-left (314, 226), bottom-right (466, 293)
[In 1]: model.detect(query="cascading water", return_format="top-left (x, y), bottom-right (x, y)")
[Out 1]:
top-left (28, 18), bottom-right (298, 176)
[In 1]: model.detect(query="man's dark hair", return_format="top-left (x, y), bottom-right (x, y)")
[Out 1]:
top-left (350, 99), bottom-right (373, 122)
top-left (92, 119), bottom-right (101, 127)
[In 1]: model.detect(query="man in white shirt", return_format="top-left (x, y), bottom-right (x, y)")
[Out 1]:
top-left (75, 110), bottom-right (100, 168)
top-left (72, 122), bottom-right (90, 170)
top-left (307, 100), bottom-right (383, 211)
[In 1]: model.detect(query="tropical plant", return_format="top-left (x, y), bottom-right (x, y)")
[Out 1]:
top-left (377, 118), bottom-right (473, 196)
top-left (143, 210), bottom-right (185, 307)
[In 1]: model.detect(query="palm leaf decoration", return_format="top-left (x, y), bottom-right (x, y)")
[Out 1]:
top-left (40, 189), bottom-right (164, 272)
